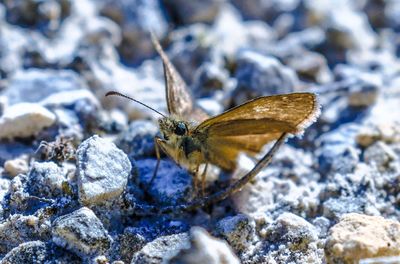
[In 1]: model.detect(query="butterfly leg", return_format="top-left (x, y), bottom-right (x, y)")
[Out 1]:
top-left (149, 137), bottom-right (162, 186)
top-left (192, 166), bottom-right (200, 198)
top-left (200, 163), bottom-right (208, 197)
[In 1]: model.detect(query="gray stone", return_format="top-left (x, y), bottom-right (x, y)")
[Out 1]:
top-left (363, 141), bottom-right (398, 171)
top-left (170, 227), bottom-right (240, 264)
top-left (265, 212), bottom-right (318, 250)
top-left (27, 162), bottom-right (69, 198)
top-left (77, 135), bottom-right (131, 205)
top-left (0, 241), bottom-right (48, 264)
top-left (215, 214), bottom-right (256, 252)
top-left (233, 50), bottom-right (298, 104)
top-left (52, 207), bottom-right (112, 256)
top-left (0, 103), bottom-right (56, 140)
top-left (131, 232), bottom-right (190, 264)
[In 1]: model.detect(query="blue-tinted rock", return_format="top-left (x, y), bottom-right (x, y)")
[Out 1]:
top-left (0, 214), bottom-right (51, 254)
top-left (27, 162), bottom-right (69, 198)
top-left (316, 124), bottom-right (361, 175)
top-left (233, 50), bottom-right (298, 104)
top-left (322, 197), bottom-right (366, 220)
top-left (116, 120), bottom-right (159, 160)
top-left (1, 241), bottom-right (48, 264)
top-left (136, 159), bottom-right (192, 205)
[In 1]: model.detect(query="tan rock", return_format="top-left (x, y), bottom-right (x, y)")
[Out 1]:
top-left (325, 213), bottom-right (400, 264)
top-left (4, 158), bottom-right (29, 177)
top-left (356, 122), bottom-right (400, 148)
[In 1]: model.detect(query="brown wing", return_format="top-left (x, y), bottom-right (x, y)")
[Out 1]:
top-left (193, 93), bottom-right (320, 170)
top-left (151, 33), bottom-right (208, 122)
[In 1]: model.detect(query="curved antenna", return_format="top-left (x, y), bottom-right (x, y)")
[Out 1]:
top-left (105, 91), bottom-right (167, 118)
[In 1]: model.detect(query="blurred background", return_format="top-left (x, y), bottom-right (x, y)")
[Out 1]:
top-left (0, 0), bottom-right (400, 263)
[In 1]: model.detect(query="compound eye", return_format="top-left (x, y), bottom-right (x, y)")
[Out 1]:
top-left (174, 122), bottom-right (187, 136)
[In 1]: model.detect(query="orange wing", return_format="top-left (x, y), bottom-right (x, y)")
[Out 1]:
top-left (193, 93), bottom-right (320, 170)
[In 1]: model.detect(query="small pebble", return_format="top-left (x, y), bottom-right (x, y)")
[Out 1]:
top-left (0, 103), bottom-right (56, 140)
top-left (4, 158), bottom-right (28, 177)
top-left (215, 214), bottom-right (255, 252)
top-left (77, 135), bottom-right (131, 205)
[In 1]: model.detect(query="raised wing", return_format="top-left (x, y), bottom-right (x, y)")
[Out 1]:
top-left (193, 93), bottom-right (320, 170)
top-left (151, 33), bottom-right (208, 122)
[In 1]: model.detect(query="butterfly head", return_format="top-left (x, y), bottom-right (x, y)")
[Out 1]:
top-left (159, 117), bottom-right (189, 141)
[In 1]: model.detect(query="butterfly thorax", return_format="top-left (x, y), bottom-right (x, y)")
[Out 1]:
top-left (158, 117), bottom-right (204, 172)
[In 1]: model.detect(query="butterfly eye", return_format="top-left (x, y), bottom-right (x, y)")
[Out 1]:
top-left (174, 122), bottom-right (187, 136)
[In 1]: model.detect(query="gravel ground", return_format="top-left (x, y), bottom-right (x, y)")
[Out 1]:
top-left (0, 0), bottom-right (400, 263)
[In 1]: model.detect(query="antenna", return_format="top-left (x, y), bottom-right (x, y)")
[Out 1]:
top-left (105, 91), bottom-right (167, 118)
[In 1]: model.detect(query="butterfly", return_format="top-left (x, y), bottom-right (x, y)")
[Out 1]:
top-left (106, 34), bottom-right (320, 196)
